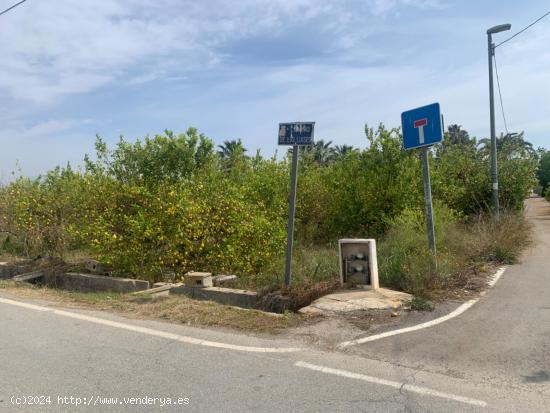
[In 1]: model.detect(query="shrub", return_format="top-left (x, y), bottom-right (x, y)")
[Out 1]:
top-left (0, 167), bottom-right (85, 257)
top-left (69, 176), bottom-right (286, 282)
top-left (465, 211), bottom-right (532, 264)
top-left (378, 204), bottom-right (531, 298)
top-left (0, 124), bottom-right (536, 295)
top-left (378, 202), bottom-right (465, 297)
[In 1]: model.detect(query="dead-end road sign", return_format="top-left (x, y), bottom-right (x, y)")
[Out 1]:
top-left (401, 103), bottom-right (443, 150)
top-left (401, 103), bottom-right (443, 255)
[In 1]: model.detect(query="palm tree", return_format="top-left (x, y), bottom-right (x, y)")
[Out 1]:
top-left (446, 124), bottom-right (471, 146)
top-left (479, 132), bottom-right (534, 159)
top-left (332, 144), bottom-right (357, 159)
top-left (437, 125), bottom-right (477, 158)
top-left (301, 139), bottom-right (334, 165)
top-left (217, 139), bottom-right (247, 160)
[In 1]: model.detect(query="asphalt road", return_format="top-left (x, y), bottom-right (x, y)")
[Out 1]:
top-left (0, 198), bottom-right (549, 412)
top-left (345, 197), bottom-right (550, 391)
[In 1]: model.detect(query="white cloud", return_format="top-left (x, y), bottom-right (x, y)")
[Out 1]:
top-left (0, 0), bottom-right (548, 178)
top-left (0, 0), bottom-right (442, 104)
top-left (0, 118), bottom-right (84, 141)
top-left (370, 0), bottom-right (445, 15)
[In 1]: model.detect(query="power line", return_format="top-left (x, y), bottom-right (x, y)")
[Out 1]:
top-left (493, 54), bottom-right (509, 135)
top-left (495, 10), bottom-right (550, 48)
top-left (0, 0), bottom-right (27, 17)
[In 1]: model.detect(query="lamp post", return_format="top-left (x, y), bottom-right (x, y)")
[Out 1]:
top-left (487, 23), bottom-right (511, 220)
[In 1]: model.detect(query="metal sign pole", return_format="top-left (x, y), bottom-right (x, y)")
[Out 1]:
top-left (284, 145), bottom-right (299, 287)
top-left (421, 146), bottom-right (436, 254)
top-left (402, 103), bottom-right (441, 255)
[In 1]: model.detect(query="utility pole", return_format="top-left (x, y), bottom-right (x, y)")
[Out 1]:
top-left (487, 23), bottom-right (511, 220)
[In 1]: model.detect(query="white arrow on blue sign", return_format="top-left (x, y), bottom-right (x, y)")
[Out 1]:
top-left (401, 103), bottom-right (443, 150)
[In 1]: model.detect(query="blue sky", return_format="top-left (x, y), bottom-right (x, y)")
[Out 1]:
top-left (0, 0), bottom-right (548, 178)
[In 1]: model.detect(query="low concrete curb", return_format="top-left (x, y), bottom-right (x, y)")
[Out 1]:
top-left (46, 273), bottom-right (150, 293)
top-left (170, 285), bottom-right (259, 309)
top-left (0, 262), bottom-right (30, 280)
top-left (133, 283), bottom-right (183, 297)
top-left (13, 271), bottom-right (44, 283)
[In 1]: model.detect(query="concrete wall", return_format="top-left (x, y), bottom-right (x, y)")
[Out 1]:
top-left (0, 263), bottom-right (32, 280)
top-left (170, 286), bottom-right (294, 313)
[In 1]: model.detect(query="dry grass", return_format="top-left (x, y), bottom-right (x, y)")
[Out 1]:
top-left (237, 245), bottom-right (340, 291)
top-left (378, 206), bottom-right (533, 300)
top-left (0, 280), bottom-right (304, 333)
top-left (256, 279), bottom-right (341, 313)
top-left (465, 211), bottom-right (532, 264)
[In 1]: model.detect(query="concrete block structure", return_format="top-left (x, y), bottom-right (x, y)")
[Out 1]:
top-left (338, 238), bottom-right (379, 290)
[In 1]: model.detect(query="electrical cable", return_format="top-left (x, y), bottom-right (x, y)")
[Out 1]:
top-left (0, 0), bottom-right (27, 17)
top-left (493, 53), bottom-right (509, 135)
top-left (495, 10), bottom-right (550, 48)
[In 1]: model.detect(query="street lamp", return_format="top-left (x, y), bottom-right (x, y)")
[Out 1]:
top-left (487, 23), bottom-right (511, 220)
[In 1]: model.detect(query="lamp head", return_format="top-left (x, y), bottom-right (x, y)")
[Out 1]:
top-left (487, 24), bottom-right (512, 34)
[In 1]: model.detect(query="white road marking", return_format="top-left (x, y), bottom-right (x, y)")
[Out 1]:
top-left (295, 361), bottom-right (487, 408)
top-left (0, 297), bottom-right (302, 353)
top-left (338, 267), bottom-right (506, 349)
top-left (486, 266), bottom-right (506, 288)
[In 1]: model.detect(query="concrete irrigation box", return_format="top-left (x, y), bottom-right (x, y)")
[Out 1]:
top-left (46, 273), bottom-right (150, 293)
top-left (170, 285), bottom-right (259, 309)
top-left (184, 271), bottom-right (213, 288)
top-left (338, 238), bottom-right (379, 290)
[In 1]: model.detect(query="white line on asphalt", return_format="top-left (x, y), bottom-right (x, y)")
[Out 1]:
top-left (295, 361), bottom-right (487, 408)
top-left (337, 267), bottom-right (506, 349)
top-left (0, 297), bottom-right (302, 353)
top-left (486, 266), bottom-right (506, 288)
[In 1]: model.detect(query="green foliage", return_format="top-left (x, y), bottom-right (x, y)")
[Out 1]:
top-left (378, 202), bottom-right (465, 296)
top-left (433, 131), bottom-right (489, 213)
top-left (75, 177), bottom-right (285, 281)
top-left (537, 151), bottom-right (550, 196)
top-left (465, 211), bottom-right (532, 264)
top-left (85, 128), bottom-right (215, 186)
top-left (217, 139), bottom-right (247, 160)
top-left (295, 125), bottom-right (423, 242)
top-left (0, 124), bottom-right (537, 292)
top-left (378, 204), bottom-right (531, 298)
top-left (298, 139), bottom-right (335, 165)
top-left (478, 132), bottom-right (538, 210)
top-left (434, 129), bottom-right (537, 213)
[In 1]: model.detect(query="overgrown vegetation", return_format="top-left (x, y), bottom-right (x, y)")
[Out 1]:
top-left (0, 124), bottom-right (539, 298)
top-left (378, 205), bottom-right (531, 297)
top-left (537, 150), bottom-right (550, 198)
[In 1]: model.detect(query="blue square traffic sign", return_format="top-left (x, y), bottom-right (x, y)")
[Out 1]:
top-left (278, 122), bottom-right (315, 146)
top-left (401, 103), bottom-right (443, 150)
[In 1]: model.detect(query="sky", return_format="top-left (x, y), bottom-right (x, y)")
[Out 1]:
top-left (0, 0), bottom-right (549, 178)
